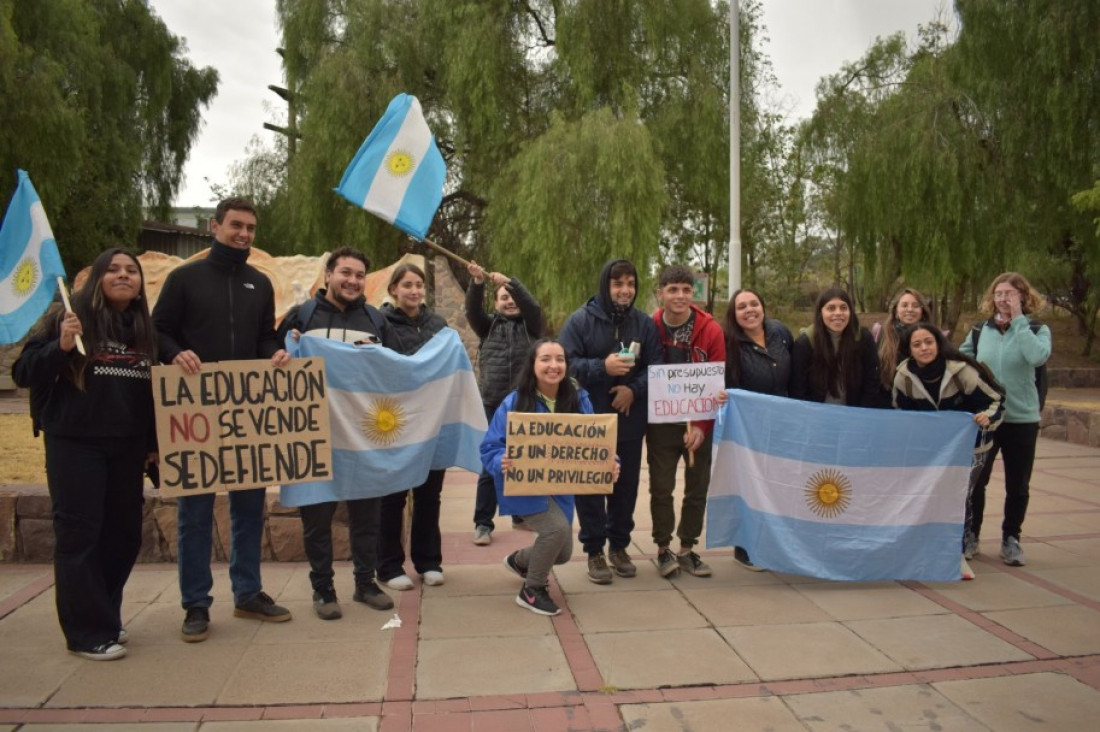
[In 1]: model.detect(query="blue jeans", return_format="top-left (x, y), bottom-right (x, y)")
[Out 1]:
top-left (177, 488), bottom-right (266, 608)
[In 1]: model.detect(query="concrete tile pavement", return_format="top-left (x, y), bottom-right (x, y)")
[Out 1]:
top-left (0, 437), bottom-right (1098, 730)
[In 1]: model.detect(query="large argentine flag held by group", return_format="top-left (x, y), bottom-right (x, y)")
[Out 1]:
top-left (280, 329), bottom-right (487, 507)
top-left (0, 170), bottom-right (66, 344)
top-left (334, 93), bottom-right (446, 240)
top-left (707, 391), bottom-right (977, 582)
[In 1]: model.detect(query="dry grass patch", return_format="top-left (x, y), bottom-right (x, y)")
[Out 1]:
top-left (0, 412), bottom-right (46, 484)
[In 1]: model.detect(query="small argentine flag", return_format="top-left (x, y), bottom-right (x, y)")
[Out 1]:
top-left (707, 390), bottom-right (977, 582)
top-left (334, 93), bottom-right (446, 240)
top-left (0, 170), bottom-right (66, 345)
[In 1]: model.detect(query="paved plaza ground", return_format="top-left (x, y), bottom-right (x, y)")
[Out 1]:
top-left (1, 436), bottom-right (1099, 730)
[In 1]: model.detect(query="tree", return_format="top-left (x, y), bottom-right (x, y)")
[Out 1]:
top-left (271, 0), bottom-right (774, 319)
top-left (0, 0), bottom-right (218, 270)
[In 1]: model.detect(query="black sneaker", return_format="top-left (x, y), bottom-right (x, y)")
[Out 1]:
top-left (734, 546), bottom-right (764, 572)
top-left (313, 586), bottom-right (342, 620)
top-left (234, 591), bottom-right (292, 622)
top-left (656, 547), bottom-right (680, 577)
top-left (504, 551), bottom-right (528, 580)
top-left (353, 580), bottom-right (395, 611)
top-left (516, 585), bottom-right (560, 616)
top-left (181, 607), bottom-right (210, 643)
top-left (70, 642), bottom-right (127, 661)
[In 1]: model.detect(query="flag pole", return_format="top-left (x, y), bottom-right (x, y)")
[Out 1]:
top-left (55, 276), bottom-right (85, 356)
top-left (420, 236), bottom-right (472, 268)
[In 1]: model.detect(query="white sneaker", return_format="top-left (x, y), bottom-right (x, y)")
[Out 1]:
top-left (385, 574), bottom-right (414, 591)
top-left (422, 570), bottom-right (445, 586)
top-left (473, 525), bottom-right (492, 546)
top-left (117, 628), bottom-right (129, 645)
top-left (960, 556), bottom-right (975, 581)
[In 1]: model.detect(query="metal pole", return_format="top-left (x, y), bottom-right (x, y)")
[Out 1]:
top-left (729, 0), bottom-right (742, 296)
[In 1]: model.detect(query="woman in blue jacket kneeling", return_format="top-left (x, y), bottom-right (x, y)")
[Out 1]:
top-left (481, 339), bottom-right (618, 616)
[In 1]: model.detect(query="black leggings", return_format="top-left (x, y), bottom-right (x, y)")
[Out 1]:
top-left (967, 422), bottom-right (1039, 541)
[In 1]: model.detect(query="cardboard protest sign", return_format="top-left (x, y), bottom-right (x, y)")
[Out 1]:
top-left (647, 362), bottom-right (725, 423)
top-left (153, 359), bottom-right (332, 497)
top-left (503, 413), bottom-right (618, 496)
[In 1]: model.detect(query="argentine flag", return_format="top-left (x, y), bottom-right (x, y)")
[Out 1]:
top-left (0, 170), bottom-right (66, 344)
top-left (334, 93), bottom-right (446, 240)
top-left (707, 391), bottom-right (977, 582)
top-left (280, 329), bottom-right (487, 507)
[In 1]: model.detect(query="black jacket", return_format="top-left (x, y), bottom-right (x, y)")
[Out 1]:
top-left (465, 278), bottom-right (542, 408)
top-left (790, 326), bottom-right (880, 407)
top-left (558, 260), bottom-right (662, 442)
top-left (13, 312), bottom-right (155, 443)
top-left (381, 302), bottom-right (448, 355)
top-left (152, 242), bottom-right (281, 363)
top-left (278, 290), bottom-right (389, 346)
top-left (725, 318), bottom-right (793, 396)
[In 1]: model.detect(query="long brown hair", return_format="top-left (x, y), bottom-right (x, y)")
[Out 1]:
top-left (809, 288), bottom-right (863, 400)
top-left (61, 249), bottom-right (156, 389)
top-left (878, 288), bottom-right (931, 391)
top-left (978, 272), bottom-right (1045, 315)
top-left (723, 288), bottom-right (767, 388)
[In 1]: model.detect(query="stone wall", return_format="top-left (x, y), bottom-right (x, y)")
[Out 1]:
top-left (0, 485), bottom-right (339, 563)
top-left (1041, 404), bottom-right (1100, 448)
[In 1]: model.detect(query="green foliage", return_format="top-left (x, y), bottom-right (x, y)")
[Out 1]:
top-left (265, 0), bottom-right (769, 316)
top-left (486, 109), bottom-right (666, 322)
top-left (0, 0), bottom-right (217, 271)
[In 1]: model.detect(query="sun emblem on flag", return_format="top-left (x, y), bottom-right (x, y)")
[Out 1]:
top-left (362, 397), bottom-right (407, 445)
top-left (11, 258), bottom-right (39, 299)
top-left (804, 469), bottom-right (852, 518)
top-left (386, 150), bottom-right (415, 177)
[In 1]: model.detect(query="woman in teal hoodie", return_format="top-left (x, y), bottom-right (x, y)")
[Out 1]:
top-left (960, 272), bottom-right (1051, 567)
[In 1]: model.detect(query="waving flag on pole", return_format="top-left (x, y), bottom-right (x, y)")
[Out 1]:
top-left (280, 328), bottom-right (487, 507)
top-left (0, 170), bottom-right (66, 344)
top-left (334, 93), bottom-right (446, 240)
top-left (707, 390), bottom-right (977, 582)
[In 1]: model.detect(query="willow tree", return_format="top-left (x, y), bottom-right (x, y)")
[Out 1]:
top-left (952, 0), bottom-right (1100, 354)
top-left (0, 0), bottom-right (217, 269)
top-left (272, 0), bottom-right (768, 317)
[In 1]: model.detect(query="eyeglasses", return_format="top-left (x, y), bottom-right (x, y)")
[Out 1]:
top-left (993, 291), bottom-right (1018, 300)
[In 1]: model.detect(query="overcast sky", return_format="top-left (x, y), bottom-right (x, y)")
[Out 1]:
top-left (149, 0), bottom-right (951, 208)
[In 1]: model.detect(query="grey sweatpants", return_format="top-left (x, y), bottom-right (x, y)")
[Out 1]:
top-left (514, 500), bottom-right (573, 589)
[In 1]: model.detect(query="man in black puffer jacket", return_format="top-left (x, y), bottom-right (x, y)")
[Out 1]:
top-left (465, 262), bottom-right (543, 546)
top-left (276, 247), bottom-right (394, 620)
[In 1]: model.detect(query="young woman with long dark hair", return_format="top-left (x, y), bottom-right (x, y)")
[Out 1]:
top-left (13, 249), bottom-right (157, 660)
top-left (790, 288), bottom-right (880, 408)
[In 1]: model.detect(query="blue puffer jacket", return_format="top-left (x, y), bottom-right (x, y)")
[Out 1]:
top-left (480, 388), bottom-right (594, 520)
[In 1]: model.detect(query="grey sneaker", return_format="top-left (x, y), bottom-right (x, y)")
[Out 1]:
top-left (1000, 537), bottom-right (1027, 566)
top-left (608, 549), bottom-right (637, 578)
top-left (313, 587), bottom-right (343, 620)
top-left (473, 525), bottom-right (492, 546)
top-left (234, 591), bottom-right (292, 622)
top-left (181, 607), bottom-right (210, 643)
top-left (963, 532), bottom-right (979, 560)
top-left (353, 580), bottom-right (395, 611)
top-left (656, 547), bottom-right (680, 577)
top-left (678, 551), bottom-right (712, 577)
top-left (587, 553), bottom-right (613, 584)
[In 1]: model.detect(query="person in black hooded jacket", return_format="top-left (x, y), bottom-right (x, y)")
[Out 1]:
top-left (376, 262), bottom-right (449, 591)
top-left (276, 248), bottom-right (394, 619)
top-left (559, 259), bottom-right (661, 584)
top-left (465, 261), bottom-right (543, 545)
